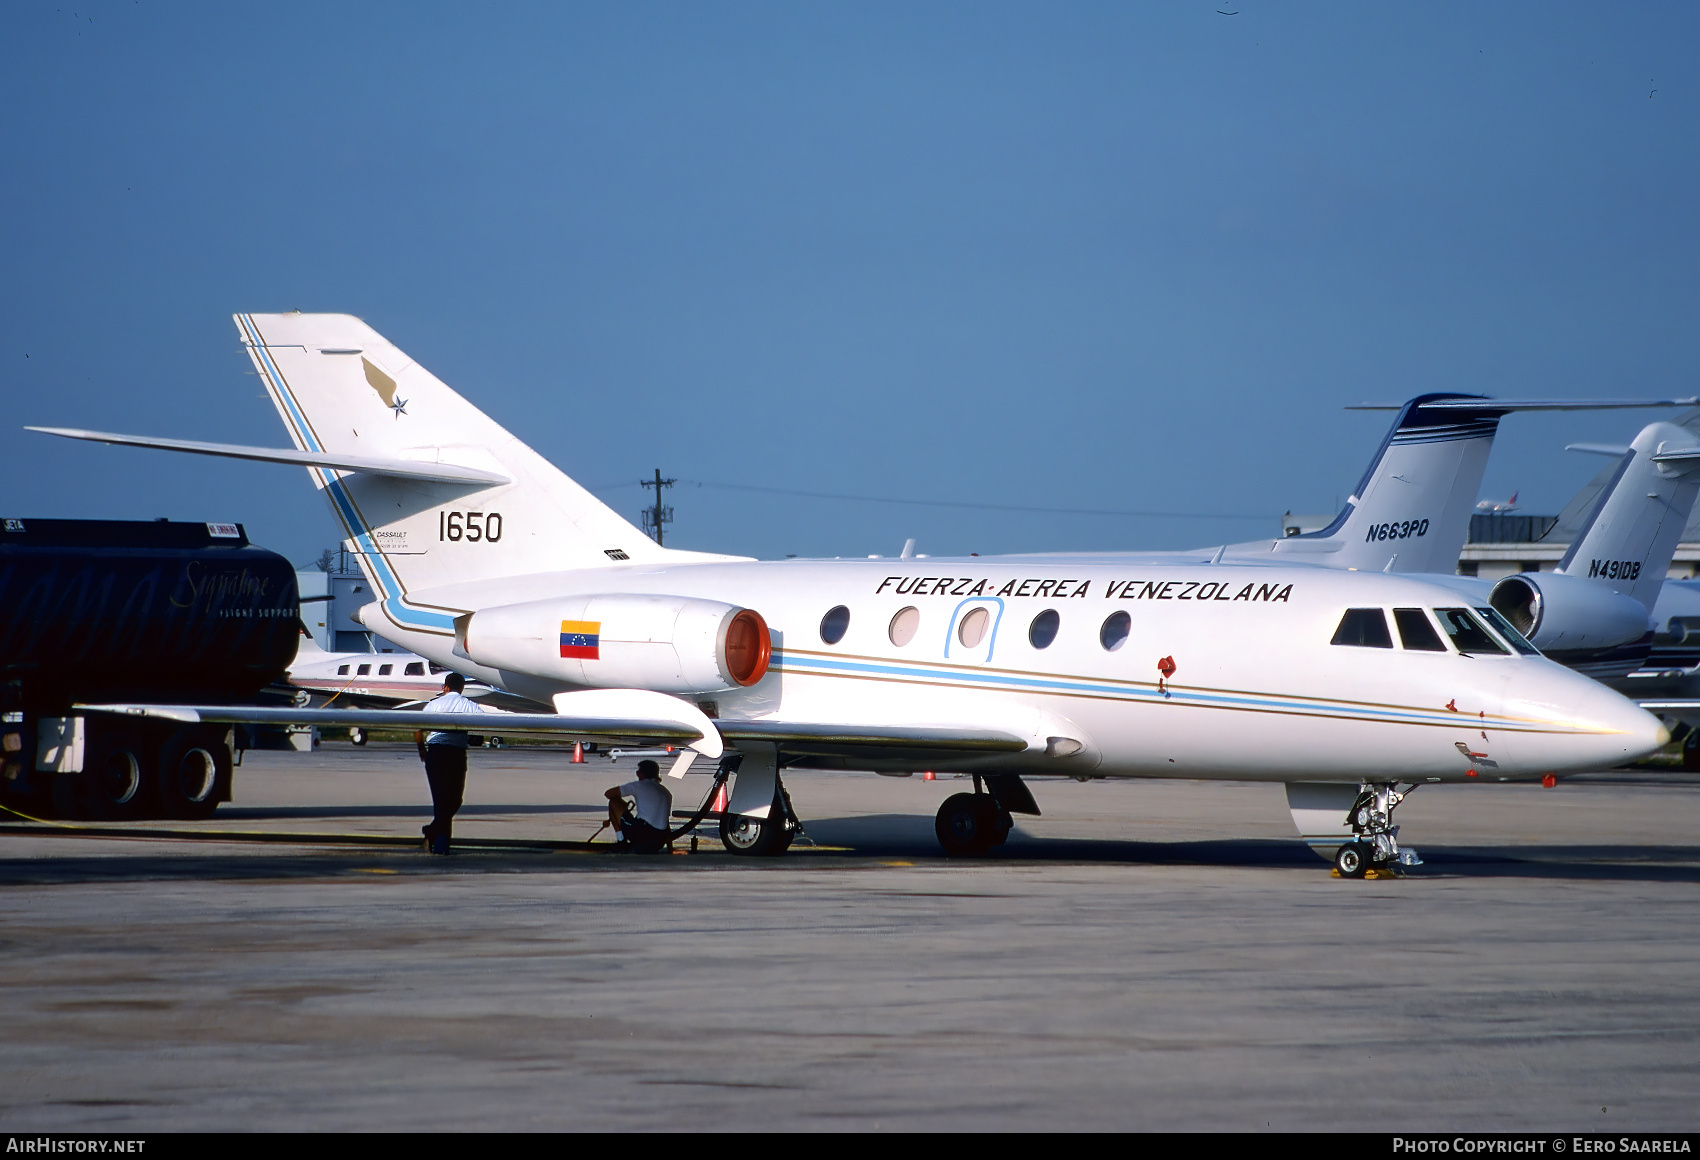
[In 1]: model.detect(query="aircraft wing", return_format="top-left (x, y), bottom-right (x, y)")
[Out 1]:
top-left (1636, 700), bottom-right (1700, 726)
top-left (76, 703), bottom-right (1029, 765)
top-left (717, 719), bottom-right (1026, 756)
top-left (26, 427), bottom-right (509, 487)
top-left (79, 703), bottom-right (705, 740)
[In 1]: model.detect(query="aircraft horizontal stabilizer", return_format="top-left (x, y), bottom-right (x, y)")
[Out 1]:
top-left (1348, 398), bottom-right (1700, 412)
top-left (26, 427), bottom-right (510, 486)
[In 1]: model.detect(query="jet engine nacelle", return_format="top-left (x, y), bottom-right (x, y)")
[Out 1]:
top-left (1489, 572), bottom-right (1652, 653)
top-left (456, 593), bottom-right (771, 694)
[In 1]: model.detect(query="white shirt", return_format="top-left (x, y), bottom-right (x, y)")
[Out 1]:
top-left (421, 690), bottom-right (487, 747)
top-left (619, 778), bottom-right (673, 829)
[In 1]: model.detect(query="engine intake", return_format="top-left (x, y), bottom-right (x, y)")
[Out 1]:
top-left (1489, 572), bottom-right (1651, 654)
top-left (456, 593), bottom-right (771, 694)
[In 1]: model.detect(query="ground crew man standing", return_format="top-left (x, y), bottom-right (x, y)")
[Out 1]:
top-left (414, 673), bottom-right (488, 855)
top-left (604, 759), bottom-right (673, 853)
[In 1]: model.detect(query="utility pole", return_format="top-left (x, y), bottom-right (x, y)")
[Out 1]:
top-left (640, 468), bottom-right (675, 545)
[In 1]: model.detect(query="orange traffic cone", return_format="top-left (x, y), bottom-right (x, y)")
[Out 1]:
top-left (571, 741), bottom-right (584, 764)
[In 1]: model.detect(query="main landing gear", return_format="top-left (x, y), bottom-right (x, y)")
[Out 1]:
top-left (720, 781), bottom-right (800, 857)
top-left (1332, 783), bottom-right (1422, 879)
top-left (934, 776), bottom-right (1014, 858)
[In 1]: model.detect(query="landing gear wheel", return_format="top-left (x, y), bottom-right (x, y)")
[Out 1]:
top-left (1334, 841), bottom-right (1370, 879)
top-left (935, 793), bottom-right (1002, 857)
top-left (719, 786), bottom-right (795, 857)
top-left (1684, 731), bottom-right (1700, 772)
top-left (349, 727), bottom-right (368, 747)
top-left (158, 730), bottom-right (228, 820)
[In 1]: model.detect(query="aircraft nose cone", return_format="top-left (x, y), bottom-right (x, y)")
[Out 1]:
top-left (1503, 668), bottom-right (1669, 774)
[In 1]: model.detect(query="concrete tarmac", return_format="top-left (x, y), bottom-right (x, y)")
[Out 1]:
top-left (1, 744), bottom-right (1698, 1132)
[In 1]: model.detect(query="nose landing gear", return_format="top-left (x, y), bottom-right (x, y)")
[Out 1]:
top-left (1333, 783), bottom-right (1423, 878)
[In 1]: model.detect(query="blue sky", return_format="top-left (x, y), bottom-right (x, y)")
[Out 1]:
top-left (3, 2), bottom-right (1697, 566)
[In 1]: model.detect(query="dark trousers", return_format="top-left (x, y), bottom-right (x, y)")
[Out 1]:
top-left (617, 816), bottom-right (668, 854)
top-left (423, 745), bottom-right (467, 842)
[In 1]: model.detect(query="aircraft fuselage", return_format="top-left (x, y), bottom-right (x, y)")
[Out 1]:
top-left (364, 557), bottom-right (1664, 784)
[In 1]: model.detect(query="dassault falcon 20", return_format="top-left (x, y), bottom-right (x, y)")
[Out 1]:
top-left (31, 313), bottom-right (1670, 875)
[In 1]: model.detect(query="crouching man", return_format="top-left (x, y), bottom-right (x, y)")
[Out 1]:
top-left (605, 759), bottom-right (672, 854)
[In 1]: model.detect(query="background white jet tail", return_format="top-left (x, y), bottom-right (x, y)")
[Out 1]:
top-left (236, 313), bottom-right (741, 639)
top-left (1554, 421), bottom-right (1700, 611)
top-left (1261, 393), bottom-right (1504, 573)
top-left (1254, 394), bottom-right (1697, 574)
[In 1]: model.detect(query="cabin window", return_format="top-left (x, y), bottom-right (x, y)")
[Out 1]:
top-left (1029, 609), bottom-right (1060, 649)
top-left (357, 664), bottom-right (371, 676)
top-left (1393, 608), bottom-right (1446, 652)
top-left (820, 605), bottom-right (851, 645)
top-left (428, 662), bottom-right (447, 674)
top-left (889, 606), bottom-right (919, 647)
top-left (337, 664), bottom-right (350, 675)
top-left (957, 607), bottom-right (990, 648)
top-left (379, 664), bottom-right (393, 676)
top-left (1434, 608), bottom-right (1509, 655)
top-left (405, 662), bottom-right (425, 676)
top-left (1100, 611), bottom-right (1131, 652)
top-left (1331, 608), bottom-right (1393, 648)
top-left (1473, 606), bottom-right (1541, 656)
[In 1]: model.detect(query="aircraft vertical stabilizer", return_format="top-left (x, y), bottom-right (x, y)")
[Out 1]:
top-left (1261, 394), bottom-right (1502, 573)
top-left (234, 313), bottom-right (743, 638)
top-left (1554, 422), bottom-right (1700, 611)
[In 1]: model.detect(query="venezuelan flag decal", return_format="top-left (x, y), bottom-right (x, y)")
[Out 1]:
top-left (559, 620), bottom-right (601, 660)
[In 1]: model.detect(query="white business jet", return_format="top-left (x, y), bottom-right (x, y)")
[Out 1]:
top-left (286, 632), bottom-right (548, 726)
top-left (28, 314), bottom-right (1670, 875)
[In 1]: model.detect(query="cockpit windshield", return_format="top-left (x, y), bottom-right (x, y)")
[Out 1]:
top-left (1472, 606), bottom-right (1541, 656)
top-left (1331, 608), bottom-right (1393, 648)
top-left (1433, 608), bottom-right (1509, 656)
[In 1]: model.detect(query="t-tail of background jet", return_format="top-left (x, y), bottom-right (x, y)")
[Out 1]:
top-left (1238, 393), bottom-right (1700, 575)
top-left (1487, 421), bottom-right (1700, 671)
top-left (1248, 394), bottom-right (1508, 573)
top-left (227, 313), bottom-right (745, 639)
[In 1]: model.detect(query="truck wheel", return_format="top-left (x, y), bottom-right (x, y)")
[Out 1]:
top-left (158, 730), bottom-right (228, 820)
top-left (84, 733), bottom-right (154, 821)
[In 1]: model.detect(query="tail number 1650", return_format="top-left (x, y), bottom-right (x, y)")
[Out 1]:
top-left (439, 511), bottom-right (503, 543)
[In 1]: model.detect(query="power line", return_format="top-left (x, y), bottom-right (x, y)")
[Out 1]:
top-left (587, 477), bottom-right (1264, 522)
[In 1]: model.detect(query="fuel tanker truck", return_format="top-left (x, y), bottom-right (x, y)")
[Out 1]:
top-left (0, 518), bottom-right (298, 820)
